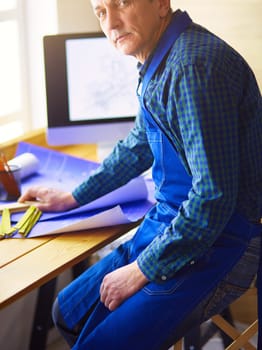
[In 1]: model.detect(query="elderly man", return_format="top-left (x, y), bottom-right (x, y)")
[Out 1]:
top-left (19, 0), bottom-right (262, 349)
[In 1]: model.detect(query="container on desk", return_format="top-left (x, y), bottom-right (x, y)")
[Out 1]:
top-left (0, 164), bottom-right (21, 201)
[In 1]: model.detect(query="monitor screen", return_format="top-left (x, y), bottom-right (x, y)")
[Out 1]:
top-left (43, 32), bottom-right (139, 146)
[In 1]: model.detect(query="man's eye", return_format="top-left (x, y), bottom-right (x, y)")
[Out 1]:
top-left (96, 10), bottom-right (106, 19)
top-left (119, 0), bottom-right (129, 7)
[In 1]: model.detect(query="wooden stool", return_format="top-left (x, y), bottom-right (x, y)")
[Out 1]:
top-left (173, 282), bottom-right (258, 350)
top-left (211, 285), bottom-right (258, 350)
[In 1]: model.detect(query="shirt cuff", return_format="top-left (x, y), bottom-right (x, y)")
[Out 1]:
top-left (137, 249), bottom-right (171, 283)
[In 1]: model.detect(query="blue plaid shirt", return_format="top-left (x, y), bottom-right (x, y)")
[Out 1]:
top-left (73, 14), bottom-right (262, 282)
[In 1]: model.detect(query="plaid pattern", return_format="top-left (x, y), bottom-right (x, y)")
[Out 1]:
top-left (73, 19), bottom-right (262, 282)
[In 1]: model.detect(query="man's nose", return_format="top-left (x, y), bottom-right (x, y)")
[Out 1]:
top-left (105, 9), bottom-right (121, 30)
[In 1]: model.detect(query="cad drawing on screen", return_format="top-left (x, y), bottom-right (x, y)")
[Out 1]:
top-left (44, 32), bottom-right (139, 151)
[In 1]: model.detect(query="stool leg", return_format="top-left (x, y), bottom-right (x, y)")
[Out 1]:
top-left (220, 307), bottom-right (235, 347)
top-left (174, 338), bottom-right (183, 350)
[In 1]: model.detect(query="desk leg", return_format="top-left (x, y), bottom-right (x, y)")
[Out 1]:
top-left (72, 259), bottom-right (89, 279)
top-left (29, 278), bottom-right (56, 350)
top-left (29, 259), bottom-right (90, 350)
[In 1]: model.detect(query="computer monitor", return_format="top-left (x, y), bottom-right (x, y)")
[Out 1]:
top-left (43, 32), bottom-right (139, 147)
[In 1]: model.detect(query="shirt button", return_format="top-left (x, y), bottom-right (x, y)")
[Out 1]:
top-left (161, 275), bottom-right (167, 281)
top-left (190, 260), bottom-right (195, 265)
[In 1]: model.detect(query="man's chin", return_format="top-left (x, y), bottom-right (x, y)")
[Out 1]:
top-left (116, 45), bottom-right (135, 57)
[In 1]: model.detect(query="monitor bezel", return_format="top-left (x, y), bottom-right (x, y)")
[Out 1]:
top-left (43, 31), bottom-right (136, 130)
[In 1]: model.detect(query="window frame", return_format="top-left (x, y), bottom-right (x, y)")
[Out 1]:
top-left (0, 0), bottom-right (31, 142)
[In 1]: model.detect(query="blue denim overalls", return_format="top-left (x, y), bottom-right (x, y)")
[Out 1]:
top-left (57, 11), bottom-right (262, 349)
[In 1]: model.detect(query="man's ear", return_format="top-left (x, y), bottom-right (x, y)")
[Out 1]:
top-left (158, 0), bottom-right (171, 18)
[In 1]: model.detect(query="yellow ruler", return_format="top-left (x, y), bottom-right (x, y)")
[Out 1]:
top-left (0, 201), bottom-right (38, 214)
top-left (0, 204), bottom-right (42, 238)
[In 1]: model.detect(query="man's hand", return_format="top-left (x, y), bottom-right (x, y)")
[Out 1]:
top-left (100, 260), bottom-right (149, 311)
top-left (18, 186), bottom-right (79, 212)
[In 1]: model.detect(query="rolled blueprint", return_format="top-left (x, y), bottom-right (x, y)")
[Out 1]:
top-left (8, 153), bottom-right (40, 180)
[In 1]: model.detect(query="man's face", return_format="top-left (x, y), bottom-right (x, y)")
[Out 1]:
top-left (91, 0), bottom-right (170, 63)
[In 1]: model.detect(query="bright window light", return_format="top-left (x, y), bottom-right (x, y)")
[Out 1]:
top-left (0, 20), bottom-right (21, 117)
top-left (0, 0), bottom-right (16, 11)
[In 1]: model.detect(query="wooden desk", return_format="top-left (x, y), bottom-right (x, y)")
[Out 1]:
top-left (0, 224), bottom-right (138, 309)
top-left (0, 129), bottom-right (139, 349)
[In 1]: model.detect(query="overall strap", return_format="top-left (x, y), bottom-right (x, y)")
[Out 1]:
top-left (138, 11), bottom-right (192, 154)
top-left (140, 11), bottom-right (192, 102)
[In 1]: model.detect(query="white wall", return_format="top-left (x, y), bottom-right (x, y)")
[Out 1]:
top-left (56, 0), bottom-right (100, 33)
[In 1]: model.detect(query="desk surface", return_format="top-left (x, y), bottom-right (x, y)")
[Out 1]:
top-left (0, 129), bottom-right (139, 309)
top-left (0, 223), bottom-right (138, 309)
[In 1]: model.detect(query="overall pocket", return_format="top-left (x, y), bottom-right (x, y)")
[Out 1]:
top-left (146, 128), bottom-right (165, 190)
top-left (146, 124), bottom-right (192, 206)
